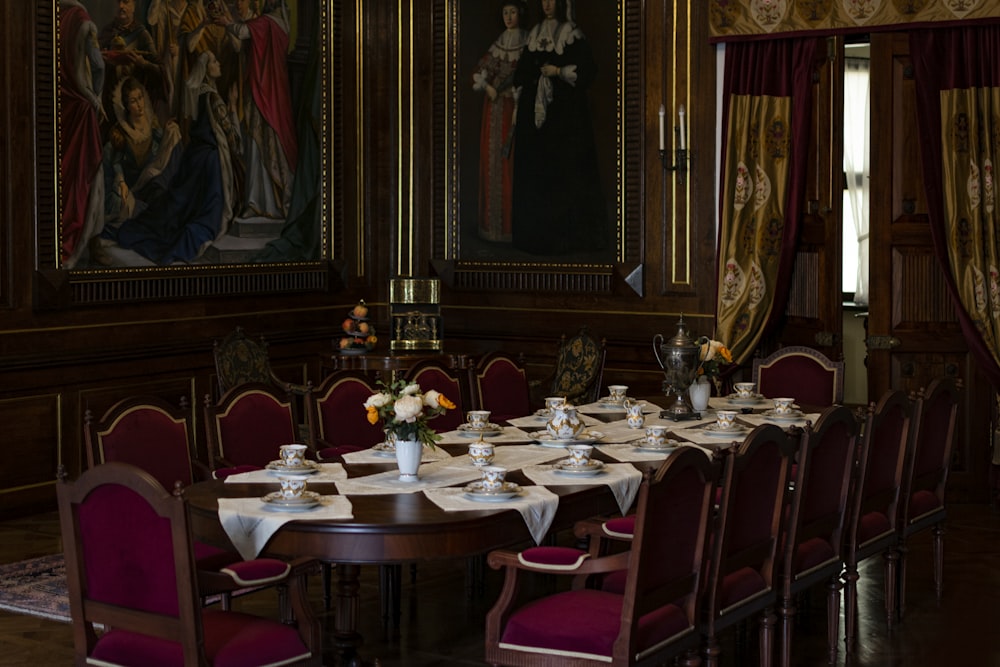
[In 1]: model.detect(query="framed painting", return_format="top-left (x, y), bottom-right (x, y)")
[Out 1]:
top-left (432, 0), bottom-right (643, 294)
top-left (36, 0), bottom-right (338, 306)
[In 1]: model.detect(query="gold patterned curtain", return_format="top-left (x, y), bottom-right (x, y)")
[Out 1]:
top-left (716, 94), bottom-right (793, 363)
top-left (940, 86), bottom-right (1000, 370)
top-left (715, 38), bottom-right (819, 365)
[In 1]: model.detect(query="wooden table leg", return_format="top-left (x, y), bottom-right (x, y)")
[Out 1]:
top-left (333, 563), bottom-right (363, 666)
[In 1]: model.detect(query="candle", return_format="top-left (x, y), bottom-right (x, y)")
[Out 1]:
top-left (678, 104), bottom-right (686, 151)
top-left (658, 104), bottom-right (665, 151)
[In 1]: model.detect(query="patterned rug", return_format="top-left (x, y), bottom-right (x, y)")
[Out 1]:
top-left (0, 554), bottom-right (70, 623)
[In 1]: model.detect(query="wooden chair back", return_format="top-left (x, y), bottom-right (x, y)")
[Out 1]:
top-left (752, 345), bottom-right (845, 406)
top-left (204, 382), bottom-right (303, 471)
top-left (306, 370), bottom-right (384, 453)
top-left (550, 326), bottom-right (607, 405)
top-left (403, 359), bottom-right (468, 432)
top-left (471, 351), bottom-right (531, 422)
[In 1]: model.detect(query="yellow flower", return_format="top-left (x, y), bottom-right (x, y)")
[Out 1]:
top-left (718, 345), bottom-right (733, 364)
top-left (438, 394), bottom-right (456, 410)
top-left (366, 405), bottom-right (379, 425)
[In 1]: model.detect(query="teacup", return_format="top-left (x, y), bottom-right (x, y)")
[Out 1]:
top-left (734, 382), bottom-right (757, 398)
top-left (279, 443), bottom-right (308, 468)
top-left (625, 400), bottom-right (645, 428)
top-left (277, 475), bottom-right (308, 500)
top-left (607, 384), bottom-right (628, 403)
top-left (565, 444), bottom-right (593, 467)
top-left (645, 424), bottom-right (670, 448)
top-left (468, 439), bottom-right (495, 467)
top-left (480, 465), bottom-right (507, 492)
top-left (545, 396), bottom-right (566, 415)
top-left (466, 410), bottom-right (492, 430)
top-left (715, 410), bottom-right (739, 430)
top-left (773, 397), bottom-right (796, 415)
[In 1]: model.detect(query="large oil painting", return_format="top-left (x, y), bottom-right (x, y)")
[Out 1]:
top-left (55, 0), bottom-right (327, 272)
top-left (437, 0), bottom-right (641, 293)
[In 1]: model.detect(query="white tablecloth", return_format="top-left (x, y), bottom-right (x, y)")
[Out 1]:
top-left (223, 463), bottom-right (348, 484)
top-left (521, 463), bottom-right (642, 515)
top-left (423, 486), bottom-right (560, 545)
top-left (218, 495), bottom-right (354, 560)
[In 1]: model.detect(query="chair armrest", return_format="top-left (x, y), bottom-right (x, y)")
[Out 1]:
top-left (488, 546), bottom-right (630, 577)
top-left (272, 372), bottom-right (311, 397)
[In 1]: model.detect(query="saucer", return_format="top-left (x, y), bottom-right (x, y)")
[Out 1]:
top-left (266, 460), bottom-right (320, 475)
top-left (533, 409), bottom-right (551, 420)
top-left (597, 397), bottom-right (628, 409)
top-left (261, 490), bottom-right (321, 510)
top-left (463, 481), bottom-right (522, 501)
top-left (724, 393), bottom-right (768, 406)
top-left (636, 439), bottom-right (679, 451)
top-left (530, 430), bottom-right (603, 447)
top-left (338, 347), bottom-right (367, 356)
top-left (553, 459), bottom-right (606, 475)
top-left (761, 409), bottom-right (804, 421)
top-left (701, 423), bottom-right (750, 437)
top-left (370, 442), bottom-right (397, 457)
top-left (456, 423), bottom-right (504, 437)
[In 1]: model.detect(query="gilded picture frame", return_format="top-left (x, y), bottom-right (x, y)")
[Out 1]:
top-left (36, 0), bottom-right (337, 306)
top-left (433, 0), bottom-right (642, 294)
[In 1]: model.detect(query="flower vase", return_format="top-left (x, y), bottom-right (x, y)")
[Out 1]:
top-left (689, 377), bottom-right (711, 412)
top-left (394, 439), bottom-right (423, 481)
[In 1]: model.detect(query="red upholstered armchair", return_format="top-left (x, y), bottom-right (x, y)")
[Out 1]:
top-left (57, 462), bottom-right (322, 667)
top-left (752, 346), bottom-right (845, 406)
top-left (484, 447), bottom-right (719, 666)
top-left (204, 382), bottom-right (305, 476)
top-left (306, 370), bottom-right (383, 461)
top-left (471, 352), bottom-right (532, 423)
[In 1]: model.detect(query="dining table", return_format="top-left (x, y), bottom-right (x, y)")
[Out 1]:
top-left (184, 392), bottom-right (820, 666)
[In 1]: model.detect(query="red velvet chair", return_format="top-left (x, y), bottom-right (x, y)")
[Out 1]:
top-left (204, 382), bottom-right (304, 476)
top-left (471, 352), bottom-right (532, 423)
top-left (896, 377), bottom-right (960, 620)
top-left (842, 389), bottom-right (913, 650)
top-left (484, 446), bottom-right (720, 666)
top-left (306, 370), bottom-right (383, 461)
top-left (56, 461), bottom-right (322, 666)
top-left (84, 395), bottom-right (298, 610)
top-left (751, 346), bottom-right (845, 406)
top-left (777, 405), bottom-right (859, 667)
top-left (701, 424), bottom-right (797, 667)
top-left (403, 359), bottom-right (468, 433)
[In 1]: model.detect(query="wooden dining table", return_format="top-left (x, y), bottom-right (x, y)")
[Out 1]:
top-left (184, 452), bottom-right (651, 666)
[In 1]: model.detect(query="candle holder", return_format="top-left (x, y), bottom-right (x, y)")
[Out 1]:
top-left (660, 142), bottom-right (689, 184)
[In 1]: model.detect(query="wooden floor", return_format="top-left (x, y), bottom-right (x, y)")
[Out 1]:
top-left (0, 503), bottom-right (997, 666)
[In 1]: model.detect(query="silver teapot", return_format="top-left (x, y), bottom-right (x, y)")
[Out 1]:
top-left (653, 316), bottom-right (701, 417)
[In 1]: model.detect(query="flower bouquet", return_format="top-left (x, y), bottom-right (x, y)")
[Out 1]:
top-left (695, 337), bottom-right (733, 394)
top-left (364, 379), bottom-right (456, 450)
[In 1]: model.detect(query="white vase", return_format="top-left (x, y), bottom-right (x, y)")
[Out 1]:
top-left (689, 377), bottom-right (711, 412)
top-left (394, 439), bottom-right (423, 481)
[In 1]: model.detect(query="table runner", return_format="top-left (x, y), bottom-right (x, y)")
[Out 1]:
top-left (218, 495), bottom-right (355, 560)
top-left (422, 486), bottom-right (560, 545)
top-left (506, 412), bottom-right (602, 430)
top-left (575, 399), bottom-right (661, 416)
top-left (223, 463), bottom-right (348, 484)
top-left (595, 442), bottom-right (673, 463)
top-left (520, 463), bottom-right (642, 515)
top-left (435, 426), bottom-right (534, 446)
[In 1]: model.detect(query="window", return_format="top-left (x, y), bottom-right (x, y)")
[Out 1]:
top-left (843, 46), bottom-right (870, 305)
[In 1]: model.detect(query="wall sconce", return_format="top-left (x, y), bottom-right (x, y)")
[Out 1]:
top-left (658, 104), bottom-right (689, 184)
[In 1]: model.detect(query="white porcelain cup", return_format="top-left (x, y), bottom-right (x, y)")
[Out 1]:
top-left (279, 443), bottom-right (308, 468)
top-left (607, 384), bottom-right (628, 403)
top-left (468, 440), bottom-right (495, 467)
top-left (481, 465), bottom-right (507, 492)
top-left (715, 410), bottom-right (739, 430)
top-left (278, 475), bottom-right (308, 500)
top-left (773, 398), bottom-right (796, 415)
top-left (565, 444), bottom-right (593, 466)
top-left (645, 424), bottom-right (669, 448)
top-left (466, 410), bottom-right (492, 430)
top-left (734, 382), bottom-right (757, 398)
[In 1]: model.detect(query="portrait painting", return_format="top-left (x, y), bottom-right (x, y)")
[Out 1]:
top-left (455, 0), bottom-right (623, 267)
top-left (55, 0), bottom-right (327, 272)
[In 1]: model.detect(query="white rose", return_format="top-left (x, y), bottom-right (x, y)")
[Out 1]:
top-left (364, 392), bottom-right (392, 409)
top-left (394, 395), bottom-right (424, 422)
top-left (423, 389), bottom-right (442, 407)
top-left (401, 383), bottom-right (420, 396)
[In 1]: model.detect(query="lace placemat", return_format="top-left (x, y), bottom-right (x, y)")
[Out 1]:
top-left (218, 495), bottom-right (354, 560)
top-left (334, 459), bottom-right (483, 495)
top-left (595, 442), bottom-right (673, 463)
top-left (506, 412), bottom-right (602, 430)
top-left (223, 463), bottom-right (348, 484)
top-left (741, 412), bottom-right (819, 429)
top-left (435, 426), bottom-right (534, 446)
top-left (576, 399), bottom-right (661, 415)
top-left (521, 463), bottom-right (642, 515)
top-left (423, 486), bottom-right (560, 545)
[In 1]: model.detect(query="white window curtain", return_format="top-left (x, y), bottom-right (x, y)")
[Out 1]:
top-left (844, 57), bottom-right (871, 305)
